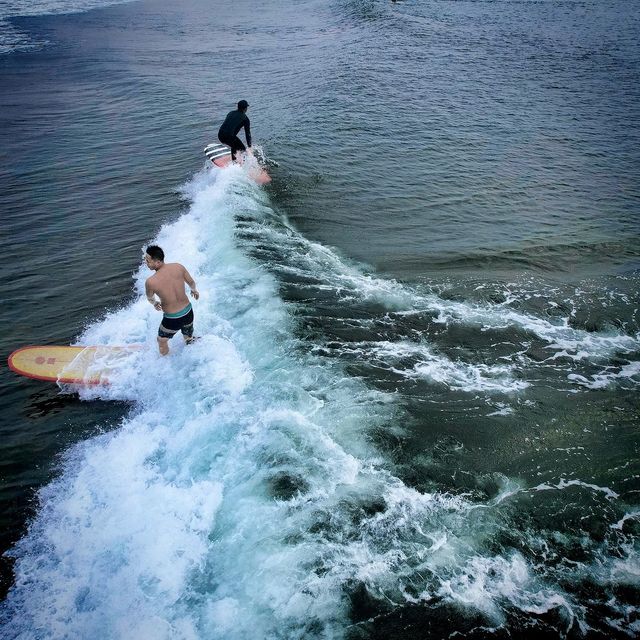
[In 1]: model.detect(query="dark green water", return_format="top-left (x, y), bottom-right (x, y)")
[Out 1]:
top-left (1, 0), bottom-right (639, 637)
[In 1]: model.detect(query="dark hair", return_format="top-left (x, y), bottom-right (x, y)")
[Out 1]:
top-left (237, 99), bottom-right (249, 111)
top-left (146, 245), bottom-right (165, 261)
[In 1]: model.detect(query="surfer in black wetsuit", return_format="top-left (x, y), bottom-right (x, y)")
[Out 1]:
top-left (218, 99), bottom-right (252, 162)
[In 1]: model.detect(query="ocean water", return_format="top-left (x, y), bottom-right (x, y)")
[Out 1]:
top-left (1, 0), bottom-right (639, 638)
top-left (0, 0), bottom-right (136, 54)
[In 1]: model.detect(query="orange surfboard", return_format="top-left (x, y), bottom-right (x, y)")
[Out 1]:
top-left (204, 143), bottom-right (271, 185)
top-left (8, 345), bottom-right (141, 385)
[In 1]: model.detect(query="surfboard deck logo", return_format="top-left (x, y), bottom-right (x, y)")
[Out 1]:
top-left (8, 345), bottom-right (141, 385)
top-left (204, 143), bottom-right (271, 185)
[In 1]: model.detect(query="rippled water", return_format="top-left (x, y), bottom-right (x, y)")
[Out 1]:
top-left (1, 0), bottom-right (639, 638)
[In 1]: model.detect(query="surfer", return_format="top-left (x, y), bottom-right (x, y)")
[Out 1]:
top-left (144, 245), bottom-right (200, 356)
top-left (218, 99), bottom-right (252, 162)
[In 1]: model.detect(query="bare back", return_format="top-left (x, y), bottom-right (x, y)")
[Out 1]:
top-left (146, 263), bottom-right (191, 314)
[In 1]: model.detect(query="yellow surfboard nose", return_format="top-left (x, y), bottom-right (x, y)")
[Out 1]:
top-left (8, 345), bottom-right (141, 385)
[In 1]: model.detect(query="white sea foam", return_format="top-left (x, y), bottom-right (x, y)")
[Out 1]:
top-left (310, 264), bottom-right (639, 367)
top-left (612, 511), bottom-right (640, 532)
top-left (533, 479), bottom-right (620, 501)
top-left (237, 207), bottom-right (639, 392)
top-left (568, 360), bottom-right (640, 390)
top-left (418, 300), bottom-right (640, 370)
top-left (341, 340), bottom-right (529, 393)
top-left (3, 166), bottom-right (592, 639)
top-left (437, 554), bottom-right (575, 628)
top-left (486, 403), bottom-right (514, 417)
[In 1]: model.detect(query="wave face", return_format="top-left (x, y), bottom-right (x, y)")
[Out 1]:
top-left (0, 166), bottom-right (412, 639)
top-left (2, 165), bottom-right (639, 639)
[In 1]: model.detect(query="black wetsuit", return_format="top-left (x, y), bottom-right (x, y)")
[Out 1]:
top-left (218, 109), bottom-right (252, 160)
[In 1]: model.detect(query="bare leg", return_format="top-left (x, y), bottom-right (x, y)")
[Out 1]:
top-left (157, 336), bottom-right (170, 356)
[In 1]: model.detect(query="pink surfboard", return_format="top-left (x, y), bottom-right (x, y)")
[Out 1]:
top-left (204, 143), bottom-right (271, 185)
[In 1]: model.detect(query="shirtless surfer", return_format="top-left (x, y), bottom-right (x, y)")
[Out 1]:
top-left (144, 245), bottom-right (199, 355)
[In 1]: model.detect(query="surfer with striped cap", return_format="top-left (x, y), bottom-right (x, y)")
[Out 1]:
top-left (144, 245), bottom-right (200, 355)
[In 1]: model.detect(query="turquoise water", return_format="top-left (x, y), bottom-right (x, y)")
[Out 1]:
top-left (1, 0), bottom-right (639, 637)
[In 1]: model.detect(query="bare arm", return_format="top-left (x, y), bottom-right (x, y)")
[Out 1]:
top-left (183, 267), bottom-right (199, 300)
top-left (145, 279), bottom-right (162, 311)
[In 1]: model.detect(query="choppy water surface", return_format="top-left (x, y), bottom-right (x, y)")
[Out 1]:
top-left (0, 0), bottom-right (639, 638)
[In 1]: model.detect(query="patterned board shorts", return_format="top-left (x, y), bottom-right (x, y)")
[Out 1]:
top-left (158, 304), bottom-right (194, 339)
